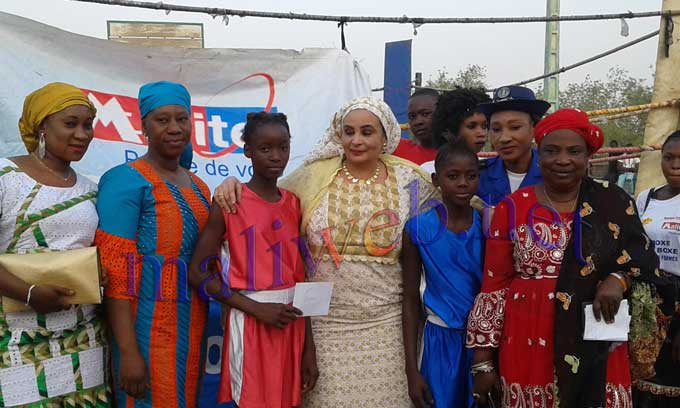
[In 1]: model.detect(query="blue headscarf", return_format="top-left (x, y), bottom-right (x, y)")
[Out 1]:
top-left (138, 81), bottom-right (193, 169)
top-left (138, 81), bottom-right (191, 118)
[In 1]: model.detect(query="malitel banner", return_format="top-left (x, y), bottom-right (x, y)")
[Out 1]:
top-left (0, 11), bottom-right (371, 408)
top-left (0, 12), bottom-right (371, 190)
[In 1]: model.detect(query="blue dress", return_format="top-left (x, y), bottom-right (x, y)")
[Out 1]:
top-left (405, 208), bottom-right (484, 408)
top-left (477, 148), bottom-right (543, 206)
top-left (96, 160), bottom-right (210, 408)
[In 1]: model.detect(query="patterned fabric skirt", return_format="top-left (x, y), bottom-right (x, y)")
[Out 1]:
top-left (632, 275), bottom-right (680, 408)
top-left (0, 303), bottom-right (110, 407)
top-left (633, 341), bottom-right (680, 408)
top-left (301, 260), bottom-right (410, 408)
top-left (634, 375), bottom-right (680, 408)
top-left (499, 278), bottom-right (632, 408)
top-left (301, 317), bottom-right (410, 408)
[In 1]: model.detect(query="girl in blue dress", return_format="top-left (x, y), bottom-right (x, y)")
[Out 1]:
top-left (402, 140), bottom-right (484, 408)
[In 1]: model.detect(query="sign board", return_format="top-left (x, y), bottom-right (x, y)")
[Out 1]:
top-left (108, 20), bottom-right (204, 48)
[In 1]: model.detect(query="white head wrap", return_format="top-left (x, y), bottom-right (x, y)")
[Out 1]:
top-left (304, 96), bottom-right (402, 164)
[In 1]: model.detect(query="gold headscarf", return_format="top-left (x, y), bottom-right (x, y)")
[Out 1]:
top-left (18, 82), bottom-right (97, 152)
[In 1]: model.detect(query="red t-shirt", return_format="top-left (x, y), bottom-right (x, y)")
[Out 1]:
top-left (222, 184), bottom-right (305, 290)
top-left (392, 138), bottom-right (437, 165)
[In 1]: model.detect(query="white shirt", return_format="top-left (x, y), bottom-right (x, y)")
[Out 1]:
top-left (506, 169), bottom-right (526, 193)
top-left (619, 157), bottom-right (640, 171)
top-left (637, 186), bottom-right (680, 276)
top-left (0, 158), bottom-right (98, 253)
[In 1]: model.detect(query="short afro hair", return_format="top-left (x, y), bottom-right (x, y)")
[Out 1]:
top-left (431, 88), bottom-right (490, 148)
top-left (409, 87), bottom-right (440, 100)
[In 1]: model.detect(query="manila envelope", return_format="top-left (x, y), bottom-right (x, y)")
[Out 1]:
top-left (0, 246), bottom-right (101, 313)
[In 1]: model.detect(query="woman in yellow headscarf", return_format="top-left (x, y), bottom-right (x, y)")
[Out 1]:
top-left (0, 82), bottom-right (109, 407)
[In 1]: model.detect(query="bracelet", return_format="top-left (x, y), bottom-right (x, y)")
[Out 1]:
top-left (471, 360), bottom-right (493, 369)
top-left (25, 284), bottom-right (36, 306)
top-left (609, 273), bottom-right (628, 292)
top-left (471, 365), bottom-right (495, 375)
top-left (471, 360), bottom-right (495, 375)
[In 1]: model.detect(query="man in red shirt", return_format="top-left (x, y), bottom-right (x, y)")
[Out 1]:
top-left (393, 88), bottom-right (439, 165)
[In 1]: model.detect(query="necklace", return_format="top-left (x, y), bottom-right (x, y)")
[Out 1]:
top-left (342, 161), bottom-right (380, 185)
top-left (543, 184), bottom-right (578, 214)
top-left (542, 185), bottom-right (578, 260)
top-left (32, 154), bottom-right (73, 181)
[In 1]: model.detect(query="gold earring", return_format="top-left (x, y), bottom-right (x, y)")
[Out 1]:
top-left (38, 132), bottom-right (46, 159)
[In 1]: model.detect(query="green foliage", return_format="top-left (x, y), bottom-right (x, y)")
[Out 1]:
top-left (541, 67), bottom-right (653, 146)
top-left (427, 65), bottom-right (653, 146)
top-left (425, 64), bottom-right (488, 90)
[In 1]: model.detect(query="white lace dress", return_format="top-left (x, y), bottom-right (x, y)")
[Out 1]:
top-left (300, 162), bottom-right (436, 408)
top-left (0, 158), bottom-right (108, 407)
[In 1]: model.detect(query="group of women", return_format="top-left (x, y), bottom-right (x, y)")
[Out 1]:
top-left (213, 85), bottom-right (679, 407)
top-left (0, 79), bottom-right (677, 408)
top-left (0, 81), bottom-right (208, 408)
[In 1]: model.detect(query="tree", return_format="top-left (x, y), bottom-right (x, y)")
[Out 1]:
top-left (539, 67), bottom-right (653, 146)
top-left (425, 64), bottom-right (488, 90)
top-left (427, 65), bottom-right (653, 146)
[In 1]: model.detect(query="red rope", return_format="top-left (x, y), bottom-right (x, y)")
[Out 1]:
top-left (589, 153), bottom-right (641, 164)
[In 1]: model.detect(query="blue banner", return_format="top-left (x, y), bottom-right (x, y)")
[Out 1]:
top-left (383, 40), bottom-right (412, 139)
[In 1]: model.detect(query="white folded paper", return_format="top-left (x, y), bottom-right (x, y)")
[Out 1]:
top-left (292, 282), bottom-right (334, 317)
top-left (583, 299), bottom-right (631, 342)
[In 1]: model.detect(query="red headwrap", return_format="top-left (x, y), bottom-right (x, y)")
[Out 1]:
top-left (534, 108), bottom-right (604, 153)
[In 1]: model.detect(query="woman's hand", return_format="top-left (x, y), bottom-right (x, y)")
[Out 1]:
top-left (672, 331), bottom-right (680, 365)
top-left (212, 177), bottom-right (242, 213)
top-left (472, 370), bottom-right (500, 406)
top-left (253, 303), bottom-right (302, 328)
top-left (118, 349), bottom-right (149, 399)
top-left (29, 285), bottom-right (73, 314)
top-left (300, 342), bottom-right (319, 395)
top-left (593, 274), bottom-right (625, 323)
top-left (406, 370), bottom-right (434, 408)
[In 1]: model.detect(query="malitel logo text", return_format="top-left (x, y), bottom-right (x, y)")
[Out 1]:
top-left (82, 73), bottom-right (276, 158)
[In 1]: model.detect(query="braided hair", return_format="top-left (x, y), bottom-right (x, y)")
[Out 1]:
top-left (242, 111), bottom-right (290, 145)
top-left (434, 138), bottom-right (479, 173)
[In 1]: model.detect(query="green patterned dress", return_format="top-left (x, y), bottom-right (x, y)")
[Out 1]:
top-left (0, 158), bottom-right (109, 407)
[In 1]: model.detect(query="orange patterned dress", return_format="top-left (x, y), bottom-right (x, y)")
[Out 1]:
top-left (95, 160), bottom-right (209, 408)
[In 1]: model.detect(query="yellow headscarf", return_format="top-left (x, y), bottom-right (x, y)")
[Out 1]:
top-left (18, 82), bottom-right (97, 152)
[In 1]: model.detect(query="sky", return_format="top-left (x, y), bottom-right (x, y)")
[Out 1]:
top-left (0, 0), bottom-right (664, 92)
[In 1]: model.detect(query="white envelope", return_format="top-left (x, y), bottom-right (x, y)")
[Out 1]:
top-left (583, 300), bottom-right (631, 342)
top-left (292, 282), bottom-right (334, 317)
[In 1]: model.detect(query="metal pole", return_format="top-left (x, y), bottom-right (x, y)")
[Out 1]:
top-left (544, 0), bottom-right (560, 111)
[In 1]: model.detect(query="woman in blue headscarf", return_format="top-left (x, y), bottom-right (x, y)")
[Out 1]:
top-left (95, 81), bottom-right (210, 408)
